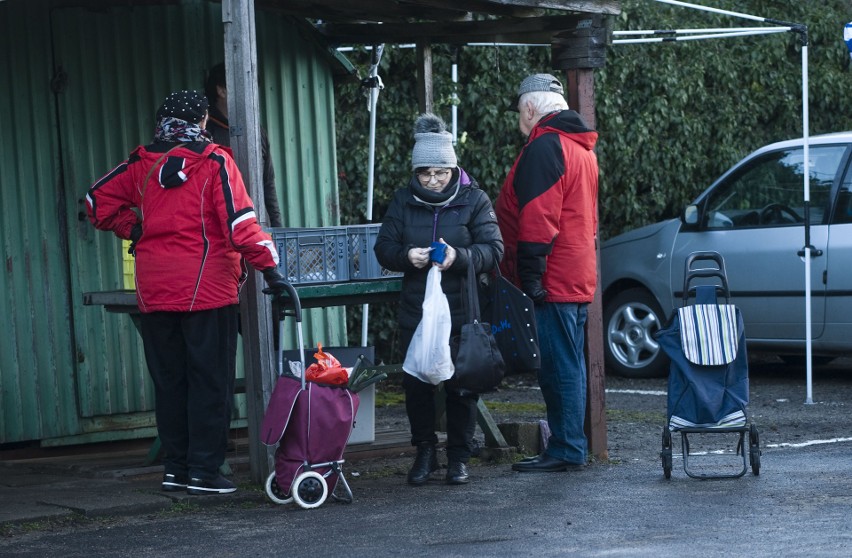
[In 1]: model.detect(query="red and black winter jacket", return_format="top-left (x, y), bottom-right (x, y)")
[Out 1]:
top-left (495, 110), bottom-right (599, 304)
top-left (86, 141), bottom-right (279, 312)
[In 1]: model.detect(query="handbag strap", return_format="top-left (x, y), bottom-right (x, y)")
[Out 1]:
top-left (463, 262), bottom-right (482, 322)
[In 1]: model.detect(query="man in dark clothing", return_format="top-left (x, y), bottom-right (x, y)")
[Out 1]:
top-left (496, 73), bottom-right (599, 473)
top-left (204, 63), bottom-right (284, 227)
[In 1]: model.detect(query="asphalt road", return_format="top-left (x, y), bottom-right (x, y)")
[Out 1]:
top-left (2, 441), bottom-right (850, 558)
top-left (3, 354), bottom-right (851, 557)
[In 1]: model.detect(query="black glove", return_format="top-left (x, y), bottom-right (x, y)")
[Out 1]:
top-left (517, 251), bottom-right (548, 304)
top-left (261, 267), bottom-right (288, 297)
top-left (128, 223), bottom-right (143, 256)
top-left (522, 281), bottom-right (548, 304)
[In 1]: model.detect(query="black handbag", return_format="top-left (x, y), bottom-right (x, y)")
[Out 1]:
top-left (449, 264), bottom-right (506, 393)
top-left (488, 267), bottom-right (541, 375)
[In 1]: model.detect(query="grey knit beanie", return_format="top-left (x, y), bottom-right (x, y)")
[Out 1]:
top-left (411, 113), bottom-right (457, 170)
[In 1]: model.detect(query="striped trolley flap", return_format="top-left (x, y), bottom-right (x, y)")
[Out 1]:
top-left (677, 304), bottom-right (739, 366)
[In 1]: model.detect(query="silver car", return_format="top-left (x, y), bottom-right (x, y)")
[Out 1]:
top-left (601, 132), bottom-right (852, 378)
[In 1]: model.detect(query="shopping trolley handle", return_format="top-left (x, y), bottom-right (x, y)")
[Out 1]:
top-left (272, 281), bottom-right (302, 324)
top-left (682, 251), bottom-right (731, 305)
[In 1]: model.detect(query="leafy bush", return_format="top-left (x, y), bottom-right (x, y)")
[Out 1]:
top-left (336, 0), bottom-right (852, 362)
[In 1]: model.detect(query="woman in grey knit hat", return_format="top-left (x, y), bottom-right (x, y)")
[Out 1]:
top-left (374, 113), bottom-right (503, 486)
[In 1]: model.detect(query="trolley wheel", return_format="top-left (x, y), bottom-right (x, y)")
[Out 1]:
top-left (661, 428), bottom-right (673, 479)
top-left (749, 424), bottom-right (761, 476)
top-left (292, 471), bottom-right (328, 509)
top-left (264, 471), bottom-right (294, 505)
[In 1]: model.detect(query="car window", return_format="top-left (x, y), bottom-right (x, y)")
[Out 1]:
top-left (831, 157), bottom-right (852, 224)
top-left (703, 146), bottom-right (845, 230)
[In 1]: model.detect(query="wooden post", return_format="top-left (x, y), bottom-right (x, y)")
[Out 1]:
top-left (416, 41), bottom-right (433, 114)
top-left (552, 15), bottom-right (611, 461)
top-left (562, 68), bottom-right (607, 462)
top-left (222, 0), bottom-right (276, 483)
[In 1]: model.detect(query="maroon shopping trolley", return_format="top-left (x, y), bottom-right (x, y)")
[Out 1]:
top-left (260, 283), bottom-right (381, 509)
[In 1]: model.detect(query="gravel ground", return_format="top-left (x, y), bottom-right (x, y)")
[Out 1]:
top-left (373, 352), bottom-right (852, 468)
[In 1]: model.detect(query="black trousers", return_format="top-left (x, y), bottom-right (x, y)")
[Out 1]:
top-left (400, 328), bottom-right (479, 463)
top-left (139, 305), bottom-right (238, 480)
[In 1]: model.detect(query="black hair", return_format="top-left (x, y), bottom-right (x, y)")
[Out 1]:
top-left (204, 63), bottom-right (226, 103)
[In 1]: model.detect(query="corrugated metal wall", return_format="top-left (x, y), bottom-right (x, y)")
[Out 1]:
top-left (55, 1), bottom-right (222, 427)
top-left (0, 0), bottom-right (79, 442)
top-left (256, 14), bottom-right (348, 347)
top-left (0, 0), bottom-right (346, 444)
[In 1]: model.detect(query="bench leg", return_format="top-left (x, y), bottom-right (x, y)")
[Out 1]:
top-left (476, 399), bottom-right (509, 448)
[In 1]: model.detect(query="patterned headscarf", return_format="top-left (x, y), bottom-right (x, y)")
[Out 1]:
top-left (153, 90), bottom-right (212, 143)
top-left (154, 117), bottom-right (211, 144)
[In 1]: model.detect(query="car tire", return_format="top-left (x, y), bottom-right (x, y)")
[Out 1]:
top-left (603, 287), bottom-right (669, 378)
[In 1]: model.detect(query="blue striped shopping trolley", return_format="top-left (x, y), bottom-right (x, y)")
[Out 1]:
top-left (655, 252), bottom-right (760, 479)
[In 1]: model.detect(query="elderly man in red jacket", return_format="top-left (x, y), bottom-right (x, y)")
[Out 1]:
top-left (87, 90), bottom-right (288, 494)
top-left (496, 74), bottom-right (600, 472)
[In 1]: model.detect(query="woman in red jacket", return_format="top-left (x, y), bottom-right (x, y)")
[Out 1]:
top-left (87, 90), bottom-right (288, 495)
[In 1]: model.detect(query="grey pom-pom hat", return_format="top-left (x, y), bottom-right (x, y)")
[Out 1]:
top-left (411, 113), bottom-right (457, 170)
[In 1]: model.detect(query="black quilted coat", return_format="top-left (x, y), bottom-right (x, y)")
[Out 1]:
top-left (374, 168), bottom-right (504, 334)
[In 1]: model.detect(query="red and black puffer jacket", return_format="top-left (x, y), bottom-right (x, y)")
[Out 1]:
top-left (496, 110), bottom-right (599, 304)
top-left (86, 140), bottom-right (279, 312)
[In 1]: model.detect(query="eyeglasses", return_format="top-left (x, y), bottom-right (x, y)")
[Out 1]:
top-left (416, 169), bottom-right (452, 183)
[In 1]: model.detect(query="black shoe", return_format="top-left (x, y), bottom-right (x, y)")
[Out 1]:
top-left (162, 473), bottom-right (189, 492)
top-left (446, 461), bottom-right (470, 485)
top-left (407, 443), bottom-right (439, 486)
top-left (511, 454), bottom-right (584, 473)
top-left (187, 475), bottom-right (237, 495)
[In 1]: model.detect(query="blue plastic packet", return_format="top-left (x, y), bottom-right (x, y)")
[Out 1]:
top-left (430, 242), bottom-right (447, 264)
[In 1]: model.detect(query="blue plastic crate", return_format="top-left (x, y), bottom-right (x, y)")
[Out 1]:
top-left (346, 224), bottom-right (403, 281)
top-left (270, 227), bottom-right (349, 285)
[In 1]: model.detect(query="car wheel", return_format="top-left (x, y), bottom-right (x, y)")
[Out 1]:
top-left (603, 288), bottom-right (669, 378)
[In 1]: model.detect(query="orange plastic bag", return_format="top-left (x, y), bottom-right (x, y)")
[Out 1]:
top-left (305, 343), bottom-right (349, 386)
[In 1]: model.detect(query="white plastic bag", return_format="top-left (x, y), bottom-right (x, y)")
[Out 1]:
top-left (403, 266), bottom-right (455, 384)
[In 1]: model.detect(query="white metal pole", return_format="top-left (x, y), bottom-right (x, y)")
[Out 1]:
top-left (803, 43), bottom-right (813, 405)
top-left (651, 0), bottom-right (767, 23)
top-left (365, 45), bottom-right (383, 224)
top-left (451, 62), bottom-right (458, 144)
top-left (614, 27), bottom-right (789, 36)
top-left (362, 44), bottom-right (384, 348)
top-left (613, 28), bottom-right (788, 45)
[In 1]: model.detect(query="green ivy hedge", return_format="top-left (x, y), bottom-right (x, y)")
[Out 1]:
top-left (336, 0), bottom-right (852, 362)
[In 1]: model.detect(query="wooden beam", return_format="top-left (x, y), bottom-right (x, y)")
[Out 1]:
top-left (481, 0), bottom-right (619, 14)
top-left (318, 14), bottom-right (603, 45)
top-left (222, 0), bottom-right (278, 484)
top-left (262, 0), bottom-right (620, 21)
top-left (551, 14), bottom-right (611, 69)
top-left (262, 0), bottom-right (473, 22)
top-left (416, 42), bottom-right (433, 114)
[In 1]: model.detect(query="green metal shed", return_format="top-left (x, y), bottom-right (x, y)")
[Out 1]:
top-left (0, 0), bottom-right (351, 446)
